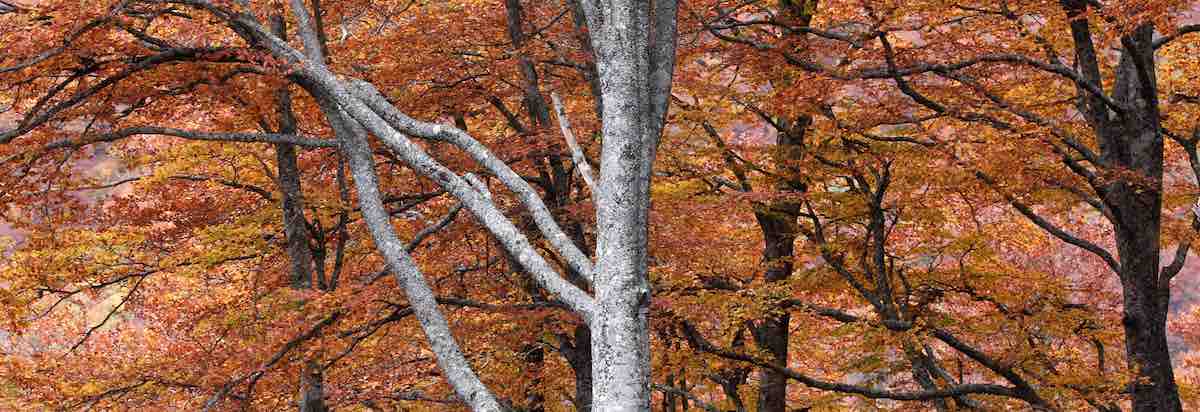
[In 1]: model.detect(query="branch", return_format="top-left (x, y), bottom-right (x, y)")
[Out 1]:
top-left (41, 126), bottom-right (336, 150)
top-left (679, 322), bottom-right (1024, 401)
top-left (648, 0), bottom-right (679, 136)
top-left (405, 202), bottom-right (464, 253)
top-left (651, 384), bottom-right (720, 412)
top-left (0, 46), bottom-right (242, 144)
top-left (169, 174), bottom-right (275, 201)
top-left (1154, 24), bottom-right (1200, 49)
top-left (1161, 240), bottom-right (1192, 286)
top-left (324, 97), bottom-right (508, 412)
top-left (71, 380), bottom-right (152, 410)
top-left (0, 17), bottom-right (111, 73)
top-left (181, 8), bottom-right (599, 410)
top-left (205, 311), bottom-right (341, 410)
top-left (286, 0), bottom-right (326, 62)
top-left (776, 298), bottom-right (1048, 407)
top-left (974, 170), bottom-right (1120, 273)
top-left (347, 80), bottom-right (597, 288)
top-left (68, 273), bottom-right (148, 353)
top-left (550, 92), bottom-right (597, 200)
top-left (704, 19), bottom-right (863, 47)
top-left (703, 19), bottom-right (1126, 115)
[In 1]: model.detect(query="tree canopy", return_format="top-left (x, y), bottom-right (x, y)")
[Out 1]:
top-left (2, 0), bottom-right (1200, 411)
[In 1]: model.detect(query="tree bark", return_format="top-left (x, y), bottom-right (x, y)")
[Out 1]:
top-left (1066, 17), bottom-right (1180, 410)
top-left (749, 115), bottom-right (807, 412)
top-left (299, 360), bottom-right (328, 412)
top-left (270, 16), bottom-right (326, 412)
top-left (578, 0), bottom-right (677, 408)
top-left (561, 325), bottom-right (593, 412)
top-left (241, 0), bottom-right (678, 408)
top-left (1107, 26), bottom-right (1180, 412)
top-left (748, 4), bottom-right (816, 407)
top-left (275, 94), bottom-right (316, 290)
top-left (269, 15), bottom-right (316, 291)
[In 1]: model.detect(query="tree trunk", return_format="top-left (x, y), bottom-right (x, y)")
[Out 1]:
top-left (561, 325), bottom-right (593, 412)
top-left (1103, 24), bottom-right (1181, 412)
top-left (269, 16), bottom-right (328, 412)
top-left (299, 360), bottom-right (328, 412)
top-left (577, 0), bottom-right (676, 409)
top-left (276, 141), bottom-right (315, 290)
top-left (750, 116), bottom-right (807, 412)
top-left (748, 2), bottom-right (817, 406)
top-left (270, 15), bottom-right (316, 291)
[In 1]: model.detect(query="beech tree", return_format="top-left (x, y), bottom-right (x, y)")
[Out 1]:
top-left (4, 0), bottom-right (1200, 411)
top-left (663, 0), bottom-right (1200, 411)
top-left (2, 0), bottom-right (675, 410)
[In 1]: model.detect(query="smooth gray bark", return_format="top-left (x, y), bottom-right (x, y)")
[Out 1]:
top-left (575, 0), bottom-right (677, 409)
top-left (285, 2), bottom-right (507, 409)
top-left (348, 82), bottom-right (595, 285)
top-left (213, 0), bottom-right (678, 408)
top-left (332, 100), bottom-right (506, 411)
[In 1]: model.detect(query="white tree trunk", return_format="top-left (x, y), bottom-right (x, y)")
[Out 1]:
top-left (214, 0), bottom-right (676, 409)
top-left (579, 0), bottom-right (676, 409)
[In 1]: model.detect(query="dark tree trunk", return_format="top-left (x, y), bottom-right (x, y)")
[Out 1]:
top-left (270, 16), bottom-right (327, 412)
top-left (903, 344), bottom-right (950, 412)
top-left (276, 139), bottom-right (316, 290)
top-left (522, 342), bottom-right (546, 412)
top-left (747, 4), bottom-right (817, 408)
top-left (1092, 22), bottom-right (1180, 412)
top-left (750, 116), bottom-right (808, 412)
top-left (561, 325), bottom-right (592, 412)
top-left (270, 15), bottom-right (316, 291)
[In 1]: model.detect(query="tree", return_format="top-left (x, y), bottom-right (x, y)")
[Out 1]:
top-left (1, 0), bottom-right (677, 410)
top-left (671, 0), bottom-right (1200, 410)
top-left (5, 0), bottom-right (1200, 411)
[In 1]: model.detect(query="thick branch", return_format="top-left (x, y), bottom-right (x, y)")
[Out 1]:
top-left (974, 170), bottom-right (1120, 273)
top-left (349, 80), bottom-right (596, 285)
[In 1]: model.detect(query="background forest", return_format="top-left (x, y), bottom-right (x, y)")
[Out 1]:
top-left (3, 0), bottom-right (1200, 410)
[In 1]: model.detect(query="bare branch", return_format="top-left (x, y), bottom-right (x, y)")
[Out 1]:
top-left (651, 384), bottom-right (720, 412)
top-left (349, 80), bottom-right (596, 286)
top-left (679, 321), bottom-right (1026, 402)
top-left (550, 92), bottom-right (597, 199)
top-left (205, 312), bottom-right (341, 410)
top-left (69, 274), bottom-right (148, 353)
top-left (41, 126), bottom-right (336, 150)
top-left (1160, 241), bottom-right (1191, 286)
top-left (1154, 24), bottom-right (1200, 49)
top-left (974, 170), bottom-right (1120, 273)
top-left (1, 47), bottom-right (243, 144)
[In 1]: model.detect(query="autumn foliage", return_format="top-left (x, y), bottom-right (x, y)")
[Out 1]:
top-left (3, 0), bottom-right (1200, 411)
